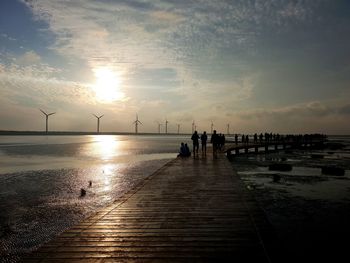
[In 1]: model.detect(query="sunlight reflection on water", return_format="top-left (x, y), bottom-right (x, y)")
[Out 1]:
top-left (0, 135), bottom-right (186, 262)
top-left (87, 135), bottom-right (124, 161)
top-left (0, 135), bottom-right (185, 174)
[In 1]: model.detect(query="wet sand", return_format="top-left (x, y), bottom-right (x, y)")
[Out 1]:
top-left (231, 140), bottom-right (350, 262)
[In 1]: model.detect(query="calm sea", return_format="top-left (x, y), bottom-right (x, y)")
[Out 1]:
top-left (0, 135), bottom-right (190, 262)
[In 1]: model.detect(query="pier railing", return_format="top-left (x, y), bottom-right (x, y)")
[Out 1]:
top-left (224, 138), bottom-right (326, 157)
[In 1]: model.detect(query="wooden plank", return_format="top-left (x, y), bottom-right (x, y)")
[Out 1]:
top-left (22, 151), bottom-right (277, 262)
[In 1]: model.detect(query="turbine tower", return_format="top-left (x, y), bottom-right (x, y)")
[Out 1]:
top-left (211, 121), bottom-right (214, 134)
top-left (177, 124), bottom-right (180, 134)
top-left (157, 122), bottom-right (162, 134)
top-left (40, 109), bottom-right (55, 133)
top-left (165, 119), bottom-right (169, 134)
top-left (134, 114), bottom-right (142, 134)
top-left (192, 120), bottom-right (195, 134)
top-left (93, 114), bottom-right (104, 133)
top-left (227, 123), bottom-right (230, 135)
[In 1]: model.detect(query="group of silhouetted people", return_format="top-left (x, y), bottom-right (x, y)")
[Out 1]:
top-left (233, 133), bottom-right (326, 145)
top-left (179, 132), bottom-right (326, 158)
top-left (178, 142), bottom-right (191, 157)
top-left (210, 130), bottom-right (226, 158)
top-left (178, 130), bottom-right (225, 159)
top-left (191, 130), bottom-right (209, 157)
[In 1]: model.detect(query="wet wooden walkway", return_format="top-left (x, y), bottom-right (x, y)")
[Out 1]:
top-left (22, 151), bottom-right (277, 263)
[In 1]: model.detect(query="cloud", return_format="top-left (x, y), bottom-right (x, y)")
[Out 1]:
top-left (1, 33), bottom-right (17, 41)
top-left (0, 70), bottom-right (95, 108)
top-left (150, 10), bottom-right (184, 23)
top-left (237, 101), bottom-right (334, 120)
top-left (17, 50), bottom-right (41, 65)
top-left (338, 104), bottom-right (350, 115)
top-left (4, 0), bottom-right (348, 134)
top-left (21, 0), bottom-right (321, 71)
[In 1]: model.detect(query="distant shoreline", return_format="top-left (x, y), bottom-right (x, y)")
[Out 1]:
top-left (0, 130), bottom-right (190, 136)
top-left (0, 131), bottom-right (348, 137)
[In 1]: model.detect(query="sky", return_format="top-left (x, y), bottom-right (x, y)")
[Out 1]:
top-left (1, 0), bottom-right (350, 134)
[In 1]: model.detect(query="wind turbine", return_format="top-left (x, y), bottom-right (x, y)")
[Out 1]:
top-left (156, 122), bottom-right (162, 134)
top-left (192, 120), bottom-right (195, 134)
top-left (93, 114), bottom-right (104, 133)
top-left (39, 109), bottom-right (55, 133)
top-left (165, 119), bottom-right (169, 134)
top-left (177, 124), bottom-right (180, 134)
top-left (134, 114), bottom-right (142, 134)
top-left (227, 123), bottom-right (230, 135)
top-left (211, 121), bottom-right (214, 134)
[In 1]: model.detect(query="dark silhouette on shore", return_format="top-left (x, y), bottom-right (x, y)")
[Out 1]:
top-left (191, 130), bottom-right (200, 157)
top-left (80, 188), bottom-right (86, 197)
top-left (211, 130), bottom-right (219, 159)
top-left (201, 131), bottom-right (208, 156)
top-left (178, 142), bottom-right (191, 157)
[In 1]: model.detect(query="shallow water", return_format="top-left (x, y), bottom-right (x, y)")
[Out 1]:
top-left (231, 135), bottom-right (350, 261)
top-left (0, 135), bottom-right (189, 262)
top-left (2, 134), bottom-right (350, 262)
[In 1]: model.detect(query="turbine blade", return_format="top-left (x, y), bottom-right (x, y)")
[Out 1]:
top-left (39, 109), bottom-right (47, 115)
top-left (99, 115), bottom-right (104, 118)
top-left (48, 112), bottom-right (56, 116)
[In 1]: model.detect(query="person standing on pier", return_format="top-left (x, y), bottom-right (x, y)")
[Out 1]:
top-left (211, 130), bottom-right (219, 159)
top-left (201, 131), bottom-right (208, 156)
top-left (191, 130), bottom-right (200, 157)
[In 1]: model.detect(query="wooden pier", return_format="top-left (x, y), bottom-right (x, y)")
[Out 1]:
top-left (22, 151), bottom-right (278, 262)
top-left (225, 139), bottom-right (325, 157)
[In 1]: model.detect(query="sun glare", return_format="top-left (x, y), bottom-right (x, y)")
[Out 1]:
top-left (93, 67), bottom-right (125, 102)
top-left (91, 135), bottom-right (121, 161)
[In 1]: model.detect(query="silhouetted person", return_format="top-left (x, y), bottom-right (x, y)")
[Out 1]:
top-left (259, 133), bottom-right (263, 143)
top-left (184, 143), bottom-right (190, 156)
top-left (201, 131), bottom-right (208, 156)
top-left (221, 134), bottom-right (226, 149)
top-left (178, 142), bottom-right (190, 157)
top-left (191, 131), bottom-right (200, 157)
top-left (178, 142), bottom-right (185, 157)
top-left (211, 130), bottom-right (219, 158)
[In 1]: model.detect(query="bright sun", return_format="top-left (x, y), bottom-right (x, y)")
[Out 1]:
top-left (92, 67), bottom-right (125, 102)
